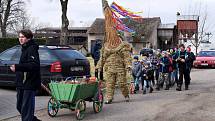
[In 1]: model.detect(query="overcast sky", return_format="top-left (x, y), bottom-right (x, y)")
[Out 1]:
top-left (26, 0), bottom-right (215, 36)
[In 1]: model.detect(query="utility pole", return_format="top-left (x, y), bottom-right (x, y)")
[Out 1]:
top-left (205, 32), bottom-right (212, 42)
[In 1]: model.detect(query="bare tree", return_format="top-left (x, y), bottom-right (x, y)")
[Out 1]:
top-left (8, 11), bottom-right (52, 34)
top-left (189, 14), bottom-right (207, 55)
top-left (8, 10), bottom-right (31, 33)
top-left (59, 0), bottom-right (69, 45)
top-left (184, 2), bottom-right (214, 55)
top-left (0, 0), bottom-right (25, 37)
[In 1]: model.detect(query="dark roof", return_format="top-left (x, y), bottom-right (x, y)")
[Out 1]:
top-left (36, 27), bottom-right (89, 32)
top-left (87, 17), bottom-right (161, 39)
top-left (87, 18), bottom-right (104, 34)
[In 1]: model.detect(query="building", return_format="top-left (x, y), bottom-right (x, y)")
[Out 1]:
top-left (177, 14), bottom-right (199, 54)
top-left (87, 17), bottom-right (161, 54)
top-left (158, 23), bottom-right (178, 50)
top-left (35, 27), bottom-right (89, 55)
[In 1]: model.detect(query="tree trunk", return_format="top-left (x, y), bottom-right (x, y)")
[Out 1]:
top-left (195, 32), bottom-right (198, 55)
top-left (1, 26), bottom-right (6, 37)
top-left (0, 0), bottom-right (12, 37)
top-left (60, 0), bottom-right (69, 45)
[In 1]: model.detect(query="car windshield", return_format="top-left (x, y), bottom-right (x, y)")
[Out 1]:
top-left (198, 51), bottom-right (215, 57)
top-left (53, 49), bottom-right (86, 60)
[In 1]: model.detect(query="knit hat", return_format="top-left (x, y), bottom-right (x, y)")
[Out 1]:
top-left (187, 47), bottom-right (191, 52)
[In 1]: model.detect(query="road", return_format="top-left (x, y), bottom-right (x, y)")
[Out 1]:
top-left (2, 69), bottom-right (215, 121)
top-left (0, 87), bottom-right (49, 121)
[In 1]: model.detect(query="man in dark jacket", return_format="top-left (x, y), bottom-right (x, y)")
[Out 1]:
top-left (174, 44), bottom-right (192, 91)
top-left (10, 29), bottom-right (41, 121)
top-left (92, 39), bottom-right (103, 79)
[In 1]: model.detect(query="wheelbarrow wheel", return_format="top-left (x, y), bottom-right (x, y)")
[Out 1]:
top-left (93, 91), bottom-right (104, 113)
top-left (75, 99), bottom-right (86, 120)
top-left (47, 98), bottom-right (59, 117)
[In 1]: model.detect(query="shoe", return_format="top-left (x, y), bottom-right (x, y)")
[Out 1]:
top-left (149, 87), bottom-right (153, 93)
top-left (185, 85), bottom-right (189, 90)
top-left (125, 95), bottom-right (130, 102)
top-left (176, 86), bottom-right (181, 91)
top-left (105, 99), bottom-right (112, 104)
top-left (33, 116), bottom-right (42, 121)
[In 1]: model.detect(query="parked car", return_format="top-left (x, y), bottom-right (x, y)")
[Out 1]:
top-left (193, 50), bottom-right (215, 68)
top-left (0, 45), bottom-right (91, 94)
top-left (139, 48), bottom-right (153, 56)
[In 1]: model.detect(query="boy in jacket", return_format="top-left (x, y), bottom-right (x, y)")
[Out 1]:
top-left (156, 51), bottom-right (170, 90)
top-left (10, 29), bottom-right (41, 121)
top-left (132, 56), bottom-right (142, 93)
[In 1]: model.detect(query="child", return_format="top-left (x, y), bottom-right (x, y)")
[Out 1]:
top-left (156, 51), bottom-right (170, 90)
top-left (141, 56), bottom-right (154, 94)
top-left (132, 56), bottom-right (142, 93)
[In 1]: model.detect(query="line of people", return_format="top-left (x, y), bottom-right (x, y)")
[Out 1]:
top-left (131, 44), bottom-right (196, 94)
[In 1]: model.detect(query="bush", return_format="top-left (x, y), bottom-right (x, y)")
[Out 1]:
top-left (0, 38), bottom-right (46, 52)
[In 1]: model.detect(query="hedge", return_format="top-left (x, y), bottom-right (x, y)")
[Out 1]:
top-left (0, 38), bottom-right (46, 52)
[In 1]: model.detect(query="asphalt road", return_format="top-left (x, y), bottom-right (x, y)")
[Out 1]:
top-left (2, 69), bottom-right (215, 121)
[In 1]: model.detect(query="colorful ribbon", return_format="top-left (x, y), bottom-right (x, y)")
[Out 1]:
top-left (110, 2), bottom-right (142, 33)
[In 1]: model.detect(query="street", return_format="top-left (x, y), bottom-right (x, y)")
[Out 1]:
top-left (2, 69), bottom-right (215, 121)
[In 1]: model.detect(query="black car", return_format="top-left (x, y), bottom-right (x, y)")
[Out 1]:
top-left (140, 48), bottom-right (153, 56)
top-left (0, 45), bottom-right (90, 89)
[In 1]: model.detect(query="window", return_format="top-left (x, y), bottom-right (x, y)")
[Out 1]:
top-left (53, 49), bottom-right (86, 60)
top-left (0, 48), bottom-right (18, 61)
top-left (11, 48), bottom-right (21, 61)
top-left (198, 51), bottom-right (215, 57)
top-left (39, 49), bottom-right (57, 61)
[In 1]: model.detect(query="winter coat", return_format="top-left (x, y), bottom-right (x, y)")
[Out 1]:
top-left (15, 39), bottom-right (41, 90)
top-left (92, 41), bottom-right (102, 62)
top-left (132, 61), bottom-right (142, 78)
top-left (172, 52), bottom-right (178, 70)
top-left (174, 50), bottom-right (192, 70)
top-left (187, 52), bottom-right (196, 68)
top-left (159, 57), bottom-right (170, 73)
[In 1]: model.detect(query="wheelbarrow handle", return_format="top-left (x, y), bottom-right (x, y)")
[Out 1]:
top-left (41, 83), bottom-right (51, 95)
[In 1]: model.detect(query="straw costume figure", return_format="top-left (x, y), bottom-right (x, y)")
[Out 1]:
top-left (96, 0), bottom-right (133, 104)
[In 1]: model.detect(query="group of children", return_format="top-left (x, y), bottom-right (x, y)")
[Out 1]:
top-left (131, 44), bottom-right (196, 94)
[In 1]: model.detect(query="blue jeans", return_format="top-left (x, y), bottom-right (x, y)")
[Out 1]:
top-left (134, 77), bottom-right (140, 90)
top-left (172, 69), bottom-right (179, 83)
top-left (17, 89), bottom-right (38, 121)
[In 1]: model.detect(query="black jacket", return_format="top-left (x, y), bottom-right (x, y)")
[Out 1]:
top-left (174, 50), bottom-right (192, 70)
top-left (15, 40), bottom-right (41, 90)
top-left (92, 41), bottom-right (102, 62)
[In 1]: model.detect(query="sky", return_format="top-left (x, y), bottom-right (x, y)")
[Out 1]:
top-left (26, 0), bottom-right (215, 40)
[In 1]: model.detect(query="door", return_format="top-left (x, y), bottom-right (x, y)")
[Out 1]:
top-left (0, 46), bottom-right (20, 86)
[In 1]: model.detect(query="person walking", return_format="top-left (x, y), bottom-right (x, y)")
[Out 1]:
top-left (10, 29), bottom-right (41, 121)
top-left (92, 39), bottom-right (103, 79)
top-left (156, 51), bottom-right (170, 90)
top-left (96, 0), bottom-right (132, 104)
top-left (131, 56), bottom-right (142, 93)
top-left (174, 44), bottom-right (192, 91)
top-left (186, 46), bottom-right (196, 83)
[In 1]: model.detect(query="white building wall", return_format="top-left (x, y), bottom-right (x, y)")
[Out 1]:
top-left (87, 34), bottom-right (104, 52)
